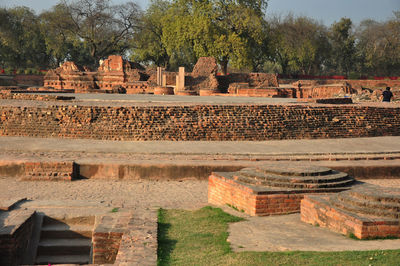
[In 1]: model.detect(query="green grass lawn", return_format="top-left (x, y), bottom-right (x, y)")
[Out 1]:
top-left (157, 206), bottom-right (400, 266)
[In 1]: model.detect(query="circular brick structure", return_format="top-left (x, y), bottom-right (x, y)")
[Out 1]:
top-left (332, 184), bottom-right (400, 219)
top-left (208, 165), bottom-right (354, 216)
top-left (301, 183), bottom-right (400, 239)
top-left (234, 165), bottom-right (354, 191)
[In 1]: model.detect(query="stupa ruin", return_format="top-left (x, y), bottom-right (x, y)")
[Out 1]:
top-left (301, 183), bottom-right (400, 239)
top-left (208, 165), bottom-right (355, 216)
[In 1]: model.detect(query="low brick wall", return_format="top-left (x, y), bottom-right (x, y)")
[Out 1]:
top-left (297, 98), bottom-right (353, 104)
top-left (0, 92), bottom-right (75, 101)
top-left (0, 103), bottom-right (399, 141)
top-left (22, 161), bottom-right (77, 181)
top-left (92, 231), bottom-right (123, 264)
top-left (208, 174), bottom-right (304, 216)
top-left (0, 211), bottom-right (35, 266)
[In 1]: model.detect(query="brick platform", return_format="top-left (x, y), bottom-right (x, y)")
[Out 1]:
top-left (301, 183), bottom-right (400, 239)
top-left (208, 165), bottom-right (354, 216)
top-left (1, 102), bottom-right (400, 141)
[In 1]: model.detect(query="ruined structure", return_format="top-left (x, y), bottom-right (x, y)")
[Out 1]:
top-left (301, 183), bottom-right (400, 239)
top-left (43, 55), bottom-right (281, 96)
top-left (1, 100), bottom-right (400, 141)
top-left (44, 55), bottom-right (150, 93)
top-left (208, 165), bottom-right (354, 216)
top-left (41, 55), bottom-right (400, 99)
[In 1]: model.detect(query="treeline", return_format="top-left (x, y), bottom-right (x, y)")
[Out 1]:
top-left (0, 0), bottom-right (399, 77)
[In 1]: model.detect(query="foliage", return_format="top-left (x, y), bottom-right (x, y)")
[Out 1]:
top-left (41, 0), bottom-right (142, 67)
top-left (157, 207), bottom-right (400, 266)
top-left (160, 0), bottom-right (269, 72)
top-left (131, 0), bottom-right (171, 68)
top-left (328, 18), bottom-right (356, 75)
top-left (0, 1), bottom-right (398, 76)
top-left (0, 7), bottom-right (49, 69)
top-left (268, 14), bottom-right (330, 75)
top-left (355, 12), bottom-right (400, 76)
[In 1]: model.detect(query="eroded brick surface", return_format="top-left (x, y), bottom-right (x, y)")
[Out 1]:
top-left (0, 103), bottom-right (399, 141)
top-left (301, 183), bottom-right (400, 239)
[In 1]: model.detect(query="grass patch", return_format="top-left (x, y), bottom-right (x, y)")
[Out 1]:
top-left (111, 207), bottom-right (119, 213)
top-left (157, 206), bottom-right (400, 265)
top-left (348, 232), bottom-right (399, 241)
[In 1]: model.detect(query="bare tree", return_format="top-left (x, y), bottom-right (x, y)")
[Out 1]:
top-left (53, 0), bottom-right (142, 65)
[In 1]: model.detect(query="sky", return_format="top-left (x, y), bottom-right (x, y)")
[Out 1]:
top-left (0, 0), bottom-right (399, 26)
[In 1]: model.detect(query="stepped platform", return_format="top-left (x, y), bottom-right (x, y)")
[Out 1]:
top-left (301, 183), bottom-right (400, 239)
top-left (208, 165), bottom-right (355, 216)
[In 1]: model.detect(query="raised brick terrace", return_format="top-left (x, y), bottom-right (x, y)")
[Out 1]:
top-left (208, 165), bottom-right (355, 216)
top-left (0, 94), bottom-right (399, 141)
top-left (301, 183), bottom-right (400, 239)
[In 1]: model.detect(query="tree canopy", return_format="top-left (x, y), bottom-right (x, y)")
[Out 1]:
top-left (0, 0), bottom-right (399, 76)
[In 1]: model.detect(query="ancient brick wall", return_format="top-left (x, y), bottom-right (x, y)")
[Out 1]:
top-left (0, 213), bottom-right (34, 266)
top-left (0, 93), bottom-right (74, 101)
top-left (22, 161), bottom-right (78, 181)
top-left (0, 103), bottom-right (399, 141)
top-left (92, 231), bottom-right (123, 264)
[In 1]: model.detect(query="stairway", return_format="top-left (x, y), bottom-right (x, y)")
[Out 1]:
top-left (34, 216), bottom-right (94, 265)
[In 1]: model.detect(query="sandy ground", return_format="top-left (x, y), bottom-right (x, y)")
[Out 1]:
top-left (0, 178), bottom-right (208, 210)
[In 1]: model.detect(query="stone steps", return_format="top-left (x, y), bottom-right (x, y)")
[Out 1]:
top-left (35, 254), bottom-right (90, 265)
top-left (37, 238), bottom-right (92, 256)
top-left (34, 216), bottom-right (93, 265)
top-left (40, 223), bottom-right (93, 239)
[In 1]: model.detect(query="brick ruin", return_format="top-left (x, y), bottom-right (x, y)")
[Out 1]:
top-left (301, 183), bottom-right (400, 239)
top-left (0, 54), bottom-right (393, 99)
top-left (44, 55), bottom-right (150, 94)
top-left (208, 165), bottom-right (354, 216)
top-left (0, 199), bottom-right (156, 265)
top-left (1, 103), bottom-right (400, 141)
top-left (42, 55), bottom-right (281, 96)
top-left (209, 164), bottom-right (400, 239)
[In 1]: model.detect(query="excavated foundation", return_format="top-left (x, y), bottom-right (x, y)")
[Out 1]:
top-left (208, 165), bottom-right (355, 216)
top-left (0, 199), bottom-right (157, 266)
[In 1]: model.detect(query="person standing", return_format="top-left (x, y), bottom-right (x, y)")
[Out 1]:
top-left (382, 87), bottom-right (393, 102)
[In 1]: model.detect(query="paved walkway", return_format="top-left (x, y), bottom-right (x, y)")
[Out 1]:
top-left (1, 136), bottom-right (400, 156)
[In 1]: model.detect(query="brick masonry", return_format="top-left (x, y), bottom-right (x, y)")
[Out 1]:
top-left (208, 174), bottom-right (305, 216)
top-left (0, 210), bottom-right (35, 266)
top-left (0, 92), bottom-right (75, 101)
top-left (0, 103), bottom-right (399, 141)
top-left (301, 195), bottom-right (400, 239)
top-left (93, 210), bottom-right (157, 265)
top-left (22, 161), bottom-right (78, 181)
top-left (208, 166), bottom-right (354, 216)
